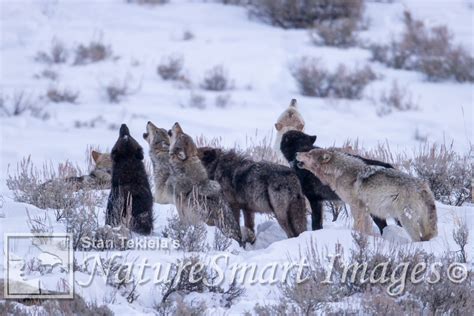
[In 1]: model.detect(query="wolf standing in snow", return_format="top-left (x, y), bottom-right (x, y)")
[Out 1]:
top-left (106, 124), bottom-right (154, 235)
top-left (281, 130), bottom-right (395, 233)
top-left (296, 148), bottom-right (438, 241)
top-left (167, 122), bottom-right (243, 246)
top-left (198, 147), bottom-right (308, 240)
top-left (274, 99), bottom-right (305, 160)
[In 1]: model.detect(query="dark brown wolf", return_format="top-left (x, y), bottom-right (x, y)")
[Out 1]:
top-left (198, 147), bottom-right (307, 240)
top-left (106, 124), bottom-right (154, 235)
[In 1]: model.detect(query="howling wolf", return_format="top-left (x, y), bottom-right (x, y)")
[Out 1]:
top-left (274, 99), bottom-right (305, 160)
top-left (166, 122), bottom-right (243, 246)
top-left (280, 130), bottom-right (395, 233)
top-left (143, 121), bottom-right (174, 204)
top-left (106, 124), bottom-right (154, 235)
top-left (198, 147), bottom-right (308, 239)
top-left (296, 148), bottom-right (438, 241)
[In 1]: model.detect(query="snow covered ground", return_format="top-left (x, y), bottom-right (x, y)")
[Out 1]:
top-left (1, 0), bottom-right (473, 314)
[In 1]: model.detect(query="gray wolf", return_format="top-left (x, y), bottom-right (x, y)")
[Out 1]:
top-left (143, 121), bottom-right (174, 204)
top-left (106, 124), bottom-right (154, 235)
top-left (274, 99), bottom-right (305, 159)
top-left (198, 147), bottom-right (308, 239)
top-left (296, 148), bottom-right (437, 241)
top-left (280, 130), bottom-right (395, 233)
top-left (166, 122), bottom-right (243, 246)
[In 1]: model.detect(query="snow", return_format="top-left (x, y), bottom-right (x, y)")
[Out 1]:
top-left (1, 0), bottom-right (473, 314)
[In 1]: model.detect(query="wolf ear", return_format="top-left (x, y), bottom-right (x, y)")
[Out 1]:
top-left (310, 135), bottom-right (317, 144)
top-left (275, 123), bottom-right (282, 131)
top-left (320, 153), bottom-right (331, 163)
top-left (289, 98), bottom-right (297, 107)
top-left (91, 150), bottom-right (101, 162)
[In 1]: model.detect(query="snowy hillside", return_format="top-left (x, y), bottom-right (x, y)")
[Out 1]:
top-left (1, 0), bottom-right (473, 315)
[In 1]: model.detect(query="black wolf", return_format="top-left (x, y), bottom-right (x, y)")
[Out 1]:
top-left (106, 124), bottom-right (154, 235)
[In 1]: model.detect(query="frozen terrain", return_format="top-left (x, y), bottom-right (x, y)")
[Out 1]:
top-left (0, 0), bottom-right (473, 314)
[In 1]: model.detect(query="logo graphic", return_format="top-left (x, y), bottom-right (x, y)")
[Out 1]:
top-left (4, 233), bottom-right (74, 299)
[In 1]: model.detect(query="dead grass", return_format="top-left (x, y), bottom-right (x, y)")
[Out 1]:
top-left (290, 57), bottom-right (377, 99)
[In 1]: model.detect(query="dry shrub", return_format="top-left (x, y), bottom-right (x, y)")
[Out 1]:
top-left (376, 80), bottom-right (418, 116)
top-left (34, 69), bottom-right (59, 81)
top-left (453, 218), bottom-right (469, 263)
top-left (187, 92), bottom-right (206, 109)
top-left (290, 57), bottom-right (376, 99)
top-left (0, 92), bottom-right (48, 119)
top-left (161, 213), bottom-right (209, 252)
top-left (200, 65), bottom-right (233, 91)
top-left (74, 37), bottom-right (113, 65)
top-left (0, 280), bottom-right (113, 316)
top-left (126, 0), bottom-right (169, 4)
top-left (215, 93), bottom-right (231, 108)
top-left (411, 143), bottom-right (472, 206)
top-left (104, 77), bottom-right (139, 103)
top-left (260, 232), bottom-right (473, 315)
top-left (182, 30), bottom-right (194, 41)
top-left (35, 38), bottom-right (68, 64)
top-left (370, 11), bottom-right (474, 82)
top-left (7, 157), bottom-right (82, 210)
top-left (46, 87), bottom-right (80, 104)
top-left (157, 54), bottom-right (185, 80)
top-left (242, 131), bottom-right (282, 163)
top-left (249, 0), bottom-right (364, 29)
top-left (213, 228), bottom-right (232, 251)
top-left (159, 255), bottom-right (245, 309)
top-left (309, 17), bottom-right (358, 47)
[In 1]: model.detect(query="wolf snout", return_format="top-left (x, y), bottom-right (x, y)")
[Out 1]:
top-left (119, 124), bottom-right (130, 137)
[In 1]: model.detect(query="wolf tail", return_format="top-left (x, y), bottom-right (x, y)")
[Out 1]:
top-left (287, 192), bottom-right (307, 237)
top-left (418, 183), bottom-right (438, 241)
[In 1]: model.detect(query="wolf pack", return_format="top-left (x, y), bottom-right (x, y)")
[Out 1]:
top-left (75, 99), bottom-right (438, 247)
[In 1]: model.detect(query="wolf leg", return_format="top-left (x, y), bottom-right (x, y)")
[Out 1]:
top-left (309, 199), bottom-right (323, 230)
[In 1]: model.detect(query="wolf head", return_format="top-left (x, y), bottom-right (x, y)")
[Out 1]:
top-left (280, 130), bottom-right (317, 161)
top-left (296, 148), bottom-right (334, 181)
top-left (90, 150), bottom-right (112, 180)
top-left (275, 99), bottom-right (305, 133)
top-left (168, 122), bottom-right (198, 163)
top-left (143, 121), bottom-right (170, 153)
top-left (111, 124), bottom-right (144, 162)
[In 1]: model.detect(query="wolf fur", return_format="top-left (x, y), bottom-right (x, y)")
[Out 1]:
top-left (198, 147), bottom-right (308, 239)
top-left (143, 121), bottom-right (174, 204)
top-left (274, 99), bottom-right (305, 160)
top-left (166, 122), bottom-right (243, 246)
top-left (296, 148), bottom-right (438, 241)
top-left (281, 130), bottom-right (397, 234)
top-left (106, 124), bottom-right (154, 235)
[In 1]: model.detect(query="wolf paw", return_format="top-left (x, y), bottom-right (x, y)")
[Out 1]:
top-left (241, 227), bottom-right (256, 245)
